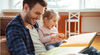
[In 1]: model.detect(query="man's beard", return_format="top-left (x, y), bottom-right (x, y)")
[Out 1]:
top-left (24, 12), bottom-right (35, 26)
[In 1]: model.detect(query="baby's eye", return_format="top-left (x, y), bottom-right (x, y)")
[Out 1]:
top-left (53, 20), bottom-right (56, 22)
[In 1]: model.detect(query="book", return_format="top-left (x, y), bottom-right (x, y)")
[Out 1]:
top-left (60, 32), bottom-right (97, 47)
top-left (40, 32), bottom-right (97, 55)
top-left (40, 47), bottom-right (87, 55)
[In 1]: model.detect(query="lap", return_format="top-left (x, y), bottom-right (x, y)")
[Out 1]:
top-left (45, 42), bottom-right (62, 50)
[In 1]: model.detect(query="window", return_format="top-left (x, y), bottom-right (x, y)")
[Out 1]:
top-left (9, 0), bottom-right (100, 11)
top-left (11, 0), bottom-right (23, 9)
top-left (85, 0), bottom-right (100, 9)
top-left (47, 0), bottom-right (80, 11)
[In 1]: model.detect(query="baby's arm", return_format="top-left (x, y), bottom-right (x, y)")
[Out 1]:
top-left (45, 36), bottom-right (62, 45)
top-left (38, 29), bottom-right (51, 43)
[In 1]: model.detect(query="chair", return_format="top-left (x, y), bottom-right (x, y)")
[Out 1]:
top-left (0, 17), bottom-right (14, 55)
top-left (65, 11), bottom-right (80, 38)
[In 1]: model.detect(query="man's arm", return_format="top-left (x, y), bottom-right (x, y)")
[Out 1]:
top-left (6, 25), bottom-right (35, 55)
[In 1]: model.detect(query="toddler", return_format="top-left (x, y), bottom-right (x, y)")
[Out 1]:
top-left (38, 10), bottom-right (64, 50)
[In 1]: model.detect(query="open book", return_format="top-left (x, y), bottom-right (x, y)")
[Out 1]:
top-left (60, 32), bottom-right (97, 47)
top-left (40, 32), bottom-right (97, 55)
top-left (40, 47), bottom-right (87, 55)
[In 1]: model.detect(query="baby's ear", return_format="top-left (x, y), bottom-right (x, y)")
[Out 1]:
top-left (44, 17), bottom-right (48, 21)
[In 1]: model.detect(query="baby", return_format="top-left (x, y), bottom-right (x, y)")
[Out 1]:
top-left (38, 10), bottom-right (64, 50)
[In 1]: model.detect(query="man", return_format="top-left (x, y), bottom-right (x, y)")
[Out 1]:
top-left (6, 0), bottom-right (47, 55)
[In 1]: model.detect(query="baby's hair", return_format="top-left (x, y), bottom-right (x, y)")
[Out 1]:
top-left (43, 10), bottom-right (59, 20)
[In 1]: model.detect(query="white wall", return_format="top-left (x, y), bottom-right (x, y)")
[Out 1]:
top-left (82, 17), bottom-right (100, 32)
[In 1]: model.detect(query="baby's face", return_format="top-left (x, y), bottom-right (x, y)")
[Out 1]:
top-left (45, 17), bottom-right (57, 29)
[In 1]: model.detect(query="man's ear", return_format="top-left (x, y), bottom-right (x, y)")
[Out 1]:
top-left (23, 4), bottom-right (30, 12)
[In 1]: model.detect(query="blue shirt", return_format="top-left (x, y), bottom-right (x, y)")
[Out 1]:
top-left (6, 14), bottom-right (39, 55)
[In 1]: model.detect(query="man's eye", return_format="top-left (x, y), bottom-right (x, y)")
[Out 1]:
top-left (36, 12), bottom-right (42, 15)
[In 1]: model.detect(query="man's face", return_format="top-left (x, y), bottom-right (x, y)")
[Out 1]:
top-left (24, 3), bottom-right (45, 25)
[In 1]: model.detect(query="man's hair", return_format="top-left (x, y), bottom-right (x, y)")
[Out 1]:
top-left (23, 0), bottom-right (47, 9)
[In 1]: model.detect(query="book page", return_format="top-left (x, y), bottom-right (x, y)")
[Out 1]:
top-left (60, 32), bottom-right (97, 47)
top-left (40, 47), bottom-right (87, 55)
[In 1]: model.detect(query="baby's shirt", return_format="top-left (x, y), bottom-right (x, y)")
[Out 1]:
top-left (38, 26), bottom-right (61, 45)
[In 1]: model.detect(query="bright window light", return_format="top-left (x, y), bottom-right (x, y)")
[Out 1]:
top-left (85, 0), bottom-right (100, 9)
top-left (47, 0), bottom-right (80, 10)
top-left (1, 0), bottom-right (99, 12)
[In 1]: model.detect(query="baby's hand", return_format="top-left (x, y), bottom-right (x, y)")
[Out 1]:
top-left (63, 40), bottom-right (67, 43)
top-left (51, 35), bottom-right (62, 41)
top-left (56, 33), bottom-right (65, 40)
top-left (51, 36), bottom-right (57, 40)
